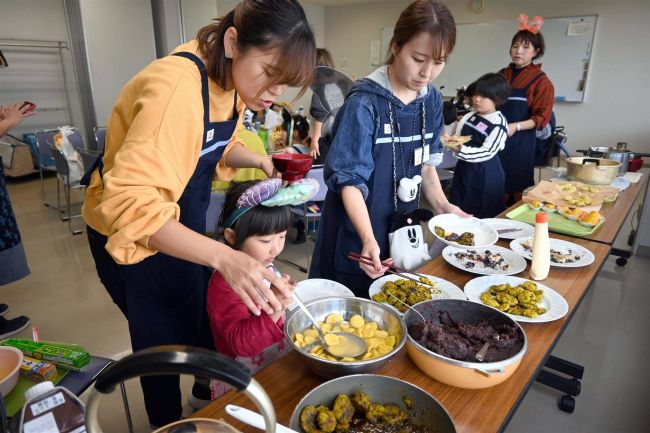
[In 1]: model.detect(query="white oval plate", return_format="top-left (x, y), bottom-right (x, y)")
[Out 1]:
top-left (369, 274), bottom-right (466, 316)
top-left (509, 236), bottom-right (596, 268)
top-left (427, 214), bottom-right (498, 249)
top-left (287, 279), bottom-right (354, 311)
top-left (481, 218), bottom-right (535, 240)
top-left (464, 275), bottom-right (569, 323)
top-left (442, 245), bottom-right (527, 276)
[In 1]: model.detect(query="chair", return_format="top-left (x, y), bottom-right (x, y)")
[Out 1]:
top-left (77, 148), bottom-right (101, 176)
top-left (94, 126), bottom-right (106, 152)
top-left (278, 166), bottom-right (327, 272)
top-left (35, 129), bottom-right (62, 209)
top-left (67, 128), bottom-right (86, 152)
top-left (48, 144), bottom-right (85, 235)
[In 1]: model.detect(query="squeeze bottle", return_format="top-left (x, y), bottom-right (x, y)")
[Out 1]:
top-left (14, 381), bottom-right (86, 433)
top-left (529, 212), bottom-right (550, 281)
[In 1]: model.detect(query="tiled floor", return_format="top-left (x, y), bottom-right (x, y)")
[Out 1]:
top-left (3, 175), bottom-right (648, 432)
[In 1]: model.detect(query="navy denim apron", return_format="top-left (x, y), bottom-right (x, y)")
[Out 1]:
top-left (499, 72), bottom-right (545, 194)
top-left (86, 52), bottom-right (238, 426)
top-left (450, 116), bottom-right (506, 218)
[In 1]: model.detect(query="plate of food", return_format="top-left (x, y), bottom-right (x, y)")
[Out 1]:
top-left (481, 218), bottom-right (535, 240)
top-left (442, 245), bottom-right (527, 276)
top-left (440, 135), bottom-right (472, 149)
top-left (464, 275), bottom-right (569, 323)
top-left (287, 279), bottom-right (354, 311)
top-left (509, 236), bottom-right (595, 268)
top-left (369, 274), bottom-right (466, 315)
top-left (428, 213), bottom-right (498, 249)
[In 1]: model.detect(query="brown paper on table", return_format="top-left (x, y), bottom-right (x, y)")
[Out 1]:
top-left (523, 180), bottom-right (621, 212)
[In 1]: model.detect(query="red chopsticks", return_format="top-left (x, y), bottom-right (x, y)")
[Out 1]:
top-left (347, 252), bottom-right (429, 286)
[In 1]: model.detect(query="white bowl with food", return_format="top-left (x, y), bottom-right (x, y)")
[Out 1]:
top-left (428, 213), bottom-right (498, 249)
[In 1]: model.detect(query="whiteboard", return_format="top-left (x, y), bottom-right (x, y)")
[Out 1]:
top-left (382, 15), bottom-right (597, 103)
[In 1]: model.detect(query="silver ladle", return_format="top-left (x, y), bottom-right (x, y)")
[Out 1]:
top-left (291, 294), bottom-right (367, 359)
top-left (267, 265), bottom-right (367, 358)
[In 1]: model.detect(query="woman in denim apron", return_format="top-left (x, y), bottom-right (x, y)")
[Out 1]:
top-left (499, 19), bottom-right (555, 206)
top-left (310, 0), bottom-right (469, 296)
top-left (83, 1), bottom-right (315, 426)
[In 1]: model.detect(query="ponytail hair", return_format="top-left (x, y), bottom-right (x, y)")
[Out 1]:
top-left (197, 0), bottom-right (316, 97)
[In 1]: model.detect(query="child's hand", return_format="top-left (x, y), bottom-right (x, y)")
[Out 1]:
top-left (271, 273), bottom-right (296, 309)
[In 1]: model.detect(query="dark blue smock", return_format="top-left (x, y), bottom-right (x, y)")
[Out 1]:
top-left (450, 114), bottom-right (507, 218)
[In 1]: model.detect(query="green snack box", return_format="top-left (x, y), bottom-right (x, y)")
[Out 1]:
top-left (2, 338), bottom-right (90, 371)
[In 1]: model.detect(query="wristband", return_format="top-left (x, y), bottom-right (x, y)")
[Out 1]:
top-left (516, 123), bottom-right (521, 132)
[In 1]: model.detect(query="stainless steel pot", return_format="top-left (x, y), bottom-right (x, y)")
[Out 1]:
top-left (566, 157), bottom-right (621, 185)
top-left (85, 346), bottom-right (277, 433)
top-left (586, 143), bottom-right (632, 175)
top-left (289, 374), bottom-right (456, 432)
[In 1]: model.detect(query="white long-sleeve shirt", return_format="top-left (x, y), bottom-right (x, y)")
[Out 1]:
top-left (454, 110), bottom-right (508, 163)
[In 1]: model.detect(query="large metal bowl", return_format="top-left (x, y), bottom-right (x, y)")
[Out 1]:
top-left (284, 297), bottom-right (406, 378)
top-left (289, 374), bottom-right (456, 432)
top-left (404, 299), bottom-right (527, 389)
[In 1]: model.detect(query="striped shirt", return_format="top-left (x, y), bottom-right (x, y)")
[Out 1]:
top-left (454, 111), bottom-right (508, 163)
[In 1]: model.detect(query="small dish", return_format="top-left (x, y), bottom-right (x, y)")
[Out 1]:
top-left (428, 214), bottom-right (498, 249)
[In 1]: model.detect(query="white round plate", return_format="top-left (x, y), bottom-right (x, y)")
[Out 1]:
top-left (442, 245), bottom-right (527, 276)
top-left (509, 236), bottom-right (596, 268)
top-left (481, 218), bottom-right (535, 240)
top-left (369, 274), bottom-right (466, 316)
top-left (427, 214), bottom-right (498, 249)
top-left (287, 279), bottom-right (354, 311)
top-left (464, 275), bottom-right (569, 323)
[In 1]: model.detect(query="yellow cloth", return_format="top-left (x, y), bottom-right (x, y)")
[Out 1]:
top-left (82, 41), bottom-right (246, 264)
top-left (212, 129), bottom-right (268, 192)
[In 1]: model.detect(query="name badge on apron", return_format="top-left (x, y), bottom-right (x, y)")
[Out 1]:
top-left (413, 144), bottom-right (430, 166)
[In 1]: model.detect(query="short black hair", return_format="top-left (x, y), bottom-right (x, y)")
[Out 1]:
top-left (292, 115), bottom-right (309, 141)
top-left (466, 73), bottom-right (511, 107)
top-left (220, 180), bottom-right (292, 248)
top-left (511, 30), bottom-right (545, 60)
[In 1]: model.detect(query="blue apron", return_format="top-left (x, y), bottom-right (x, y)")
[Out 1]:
top-left (310, 97), bottom-right (427, 297)
top-left (86, 51), bottom-right (238, 426)
top-left (499, 72), bottom-right (545, 193)
top-left (450, 115), bottom-right (506, 218)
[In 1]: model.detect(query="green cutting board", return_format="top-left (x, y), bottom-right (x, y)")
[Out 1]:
top-left (506, 204), bottom-right (603, 237)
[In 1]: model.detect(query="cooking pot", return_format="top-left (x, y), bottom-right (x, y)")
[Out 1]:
top-left (578, 143), bottom-right (650, 175)
top-left (404, 300), bottom-right (527, 389)
top-left (289, 374), bottom-right (456, 433)
top-left (85, 345), bottom-right (277, 433)
top-left (566, 157), bottom-right (621, 185)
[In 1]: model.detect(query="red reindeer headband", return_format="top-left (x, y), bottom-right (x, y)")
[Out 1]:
top-left (517, 14), bottom-right (544, 34)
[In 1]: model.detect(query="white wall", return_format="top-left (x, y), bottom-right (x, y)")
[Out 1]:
top-left (323, 0), bottom-right (650, 153)
top-left (0, 0), bottom-right (84, 136)
top-left (79, 0), bottom-right (157, 126)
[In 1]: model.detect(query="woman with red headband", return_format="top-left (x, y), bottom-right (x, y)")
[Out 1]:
top-left (499, 14), bottom-right (555, 205)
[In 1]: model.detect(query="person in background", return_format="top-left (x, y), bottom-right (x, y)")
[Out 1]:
top-left (448, 73), bottom-right (510, 218)
top-left (207, 179), bottom-right (315, 398)
top-left (0, 102), bottom-right (34, 339)
top-left (498, 14), bottom-right (555, 206)
top-left (82, 0), bottom-right (315, 426)
top-left (309, 48), bottom-right (335, 161)
top-left (310, 0), bottom-right (470, 297)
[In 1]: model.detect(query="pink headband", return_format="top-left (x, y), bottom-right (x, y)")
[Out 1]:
top-left (517, 14), bottom-right (544, 34)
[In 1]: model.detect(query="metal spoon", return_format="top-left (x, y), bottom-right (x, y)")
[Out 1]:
top-left (267, 265), bottom-right (367, 358)
top-left (291, 293), bottom-right (367, 358)
top-left (475, 335), bottom-right (500, 362)
top-left (385, 290), bottom-right (426, 322)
